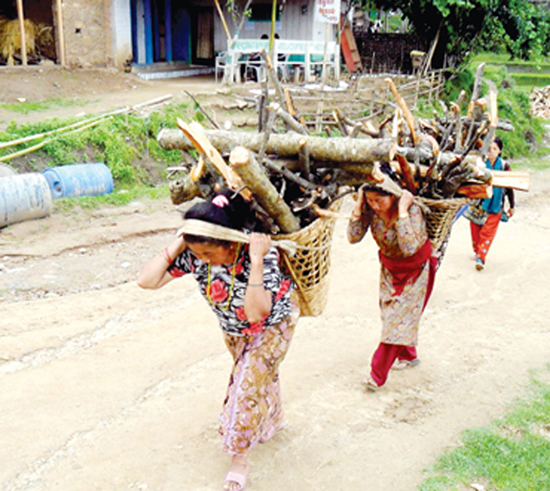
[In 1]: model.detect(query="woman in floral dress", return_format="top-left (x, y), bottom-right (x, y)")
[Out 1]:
top-left (138, 192), bottom-right (298, 491)
top-left (347, 178), bottom-right (436, 391)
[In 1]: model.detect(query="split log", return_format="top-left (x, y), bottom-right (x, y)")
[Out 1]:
top-left (229, 146), bottom-right (300, 233)
top-left (158, 128), bottom-right (397, 164)
top-left (491, 170), bottom-right (529, 192)
top-left (395, 153), bottom-right (418, 193)
top-left (176, 119), bottom-right (252, 200)
top-left (169, 174), bottom-right (203, 204)
top-left (456, 183), bottom-right (493, 199)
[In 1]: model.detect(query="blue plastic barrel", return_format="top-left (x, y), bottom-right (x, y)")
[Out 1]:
top-left (42, 163), bottom-right (114, 199)
top-left (0, 173), bottom-right (52, 227)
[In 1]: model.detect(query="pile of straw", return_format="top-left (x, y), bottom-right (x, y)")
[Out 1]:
top-left (0, 18), bottom-right (37, 65)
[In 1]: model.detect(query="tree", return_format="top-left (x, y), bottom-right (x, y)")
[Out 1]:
top-left (355, 0), bottom-right (550, 66)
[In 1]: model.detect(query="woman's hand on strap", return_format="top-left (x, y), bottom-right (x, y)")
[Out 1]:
top-left (248, 233), bottom-right (271, 264)
top-left (351, 185), bottom-right (367, 219)
top-left (398, 189), bottom-right (414, 217)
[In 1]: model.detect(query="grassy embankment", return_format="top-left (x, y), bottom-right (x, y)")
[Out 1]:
top-left (419, 366), bottom-right (550, 490)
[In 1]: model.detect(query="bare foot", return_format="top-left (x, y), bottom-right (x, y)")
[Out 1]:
top-left (223, 455), bottom-right (249, 491)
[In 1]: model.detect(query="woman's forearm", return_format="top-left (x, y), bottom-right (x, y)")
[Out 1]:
top-left (244, 259), bottom-right (272, 322)
top-left (137, 236), bottom-right (185, 289)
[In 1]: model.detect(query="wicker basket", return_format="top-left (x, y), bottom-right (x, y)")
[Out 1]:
top-left (275, 200), bottom-right (341, 317)
top-left (418, 197), bottom-right (471, 250)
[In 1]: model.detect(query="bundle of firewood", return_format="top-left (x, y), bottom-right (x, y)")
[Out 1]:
top-left (157, 61), bottom-right (528, 236)
top-left (530, 85), bottom-right (550, 119)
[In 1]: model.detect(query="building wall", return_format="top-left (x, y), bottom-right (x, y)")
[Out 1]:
top-left (212, 0), bottom-right (334, 54)
top-left (62, 0), bottom-right (111, 67)
top-left (111, 0), bottom-right (132, 67)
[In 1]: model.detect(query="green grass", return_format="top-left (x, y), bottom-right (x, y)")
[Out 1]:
top-left (420, 366), bottom-right (550, 491)
top-left (509, 72), bottom-right (550, 90)
top-left (441, 55), bottom-right (548, 159)
top-left (51, 184), bottom-right (170, 213)
top-left (0, 101), bottom-right (192, 185)
top-left (0, 98), bottom-right (89, 114)
top-left (469, 52), bottom-right (550, 72)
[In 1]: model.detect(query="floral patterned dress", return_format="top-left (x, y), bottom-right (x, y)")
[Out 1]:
top-left (167, 243), bottom-right (299, 455)
top-left (347, 203), bottom-right (430, 346)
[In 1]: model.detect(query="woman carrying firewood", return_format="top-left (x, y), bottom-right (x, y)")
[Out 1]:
top-left (467, 136), bottom-right (515, 271)
top-left (347, 175), bottom-right (437, 391)
top-left (137, 191), bottom-right (299, 491)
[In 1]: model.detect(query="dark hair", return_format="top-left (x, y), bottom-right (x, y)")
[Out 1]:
top-left (493, 136), bottom-right (503, 152)
top-left (183, 189), bottom-right (251, 246)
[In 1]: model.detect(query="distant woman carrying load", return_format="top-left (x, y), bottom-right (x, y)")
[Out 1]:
top-left (137, 191), bottom-right (299, 491)
top-left (466, 136), bottom-right (515, 271)
top-left (347, 176), bottom-right (437, 391)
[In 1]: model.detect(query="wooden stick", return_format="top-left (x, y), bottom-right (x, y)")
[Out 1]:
top-left (213, 0), bottom-right (232, 42)
top-left (183, 90), bottom-right (220, 129)
top-left (0, 95), bottom-right (172, 150)
top-left (395, 153), bottom-right (418, 193)
top-left (54, 0), bottom-right (66, 65)
top-left (298, 136), bottom-right (311, 177)
top-left (456, 183), bottom-right (493, 199)
top-left (333, 109), bottom-right (348, 136)
top-left (190, 155), bottom-right (206, 182)
top-left (169, 174), bottom-right (203, 204)
top-left (230, 146), bottom-right (300, 233)
top-left (16, 0), bottom-right (27, 66)
top-left (267, 102), bottom-right (307, 135)
top-left (176, 119), bottom-right (252, 200)
top-left (385, 78), bottom-right (418, 144)
top-left (260, 49), bottom-right (286, 109)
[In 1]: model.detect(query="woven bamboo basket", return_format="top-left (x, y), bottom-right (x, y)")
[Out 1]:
top-left (418, 197), bottom-right (471, 251)
top-left (276, 200), bottom-right (342, 317)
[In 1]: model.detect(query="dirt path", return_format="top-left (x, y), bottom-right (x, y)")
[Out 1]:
top-left (1, 164), bottom-right (549, 490)
top-left (1, 69), bottom-right (550, 490)
top-left (0, 68), bottom-right (222, 132)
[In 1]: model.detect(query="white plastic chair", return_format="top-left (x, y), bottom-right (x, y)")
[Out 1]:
top-left (215, 51), bottom-right (228, 83)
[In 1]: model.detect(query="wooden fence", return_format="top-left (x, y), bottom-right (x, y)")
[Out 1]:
top-left (287, 70), bottom-right (446, 133)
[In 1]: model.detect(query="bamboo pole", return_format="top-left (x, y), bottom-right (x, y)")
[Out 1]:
top-left (0, 94), bottom-right (172, 151)
top-left (16, 0), bottom-right (27, 66)
top-left (55, 0), bottom-right (66, 66)
top-left (213, 0), bottom-right (232, 42)
top-left (0, 119), bottom-right (106, 162)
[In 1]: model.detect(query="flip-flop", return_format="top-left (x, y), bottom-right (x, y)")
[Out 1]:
top-left (392, 358), bottom-right (421, 371)
top-left (223, 470), bottom-right (247, 491)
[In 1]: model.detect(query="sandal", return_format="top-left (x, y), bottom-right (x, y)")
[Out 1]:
top-left (392, 358), bottom-right (421, 371)
top-left (475, 258), bottom-right (484, 271)
top-left (362, 377), bottom-right (380, 392)
top-left (223, 471), bottom-right (247, 491)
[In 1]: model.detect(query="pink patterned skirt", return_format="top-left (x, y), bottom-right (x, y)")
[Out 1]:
top-left (218, 301), bottom-right (299, 455)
